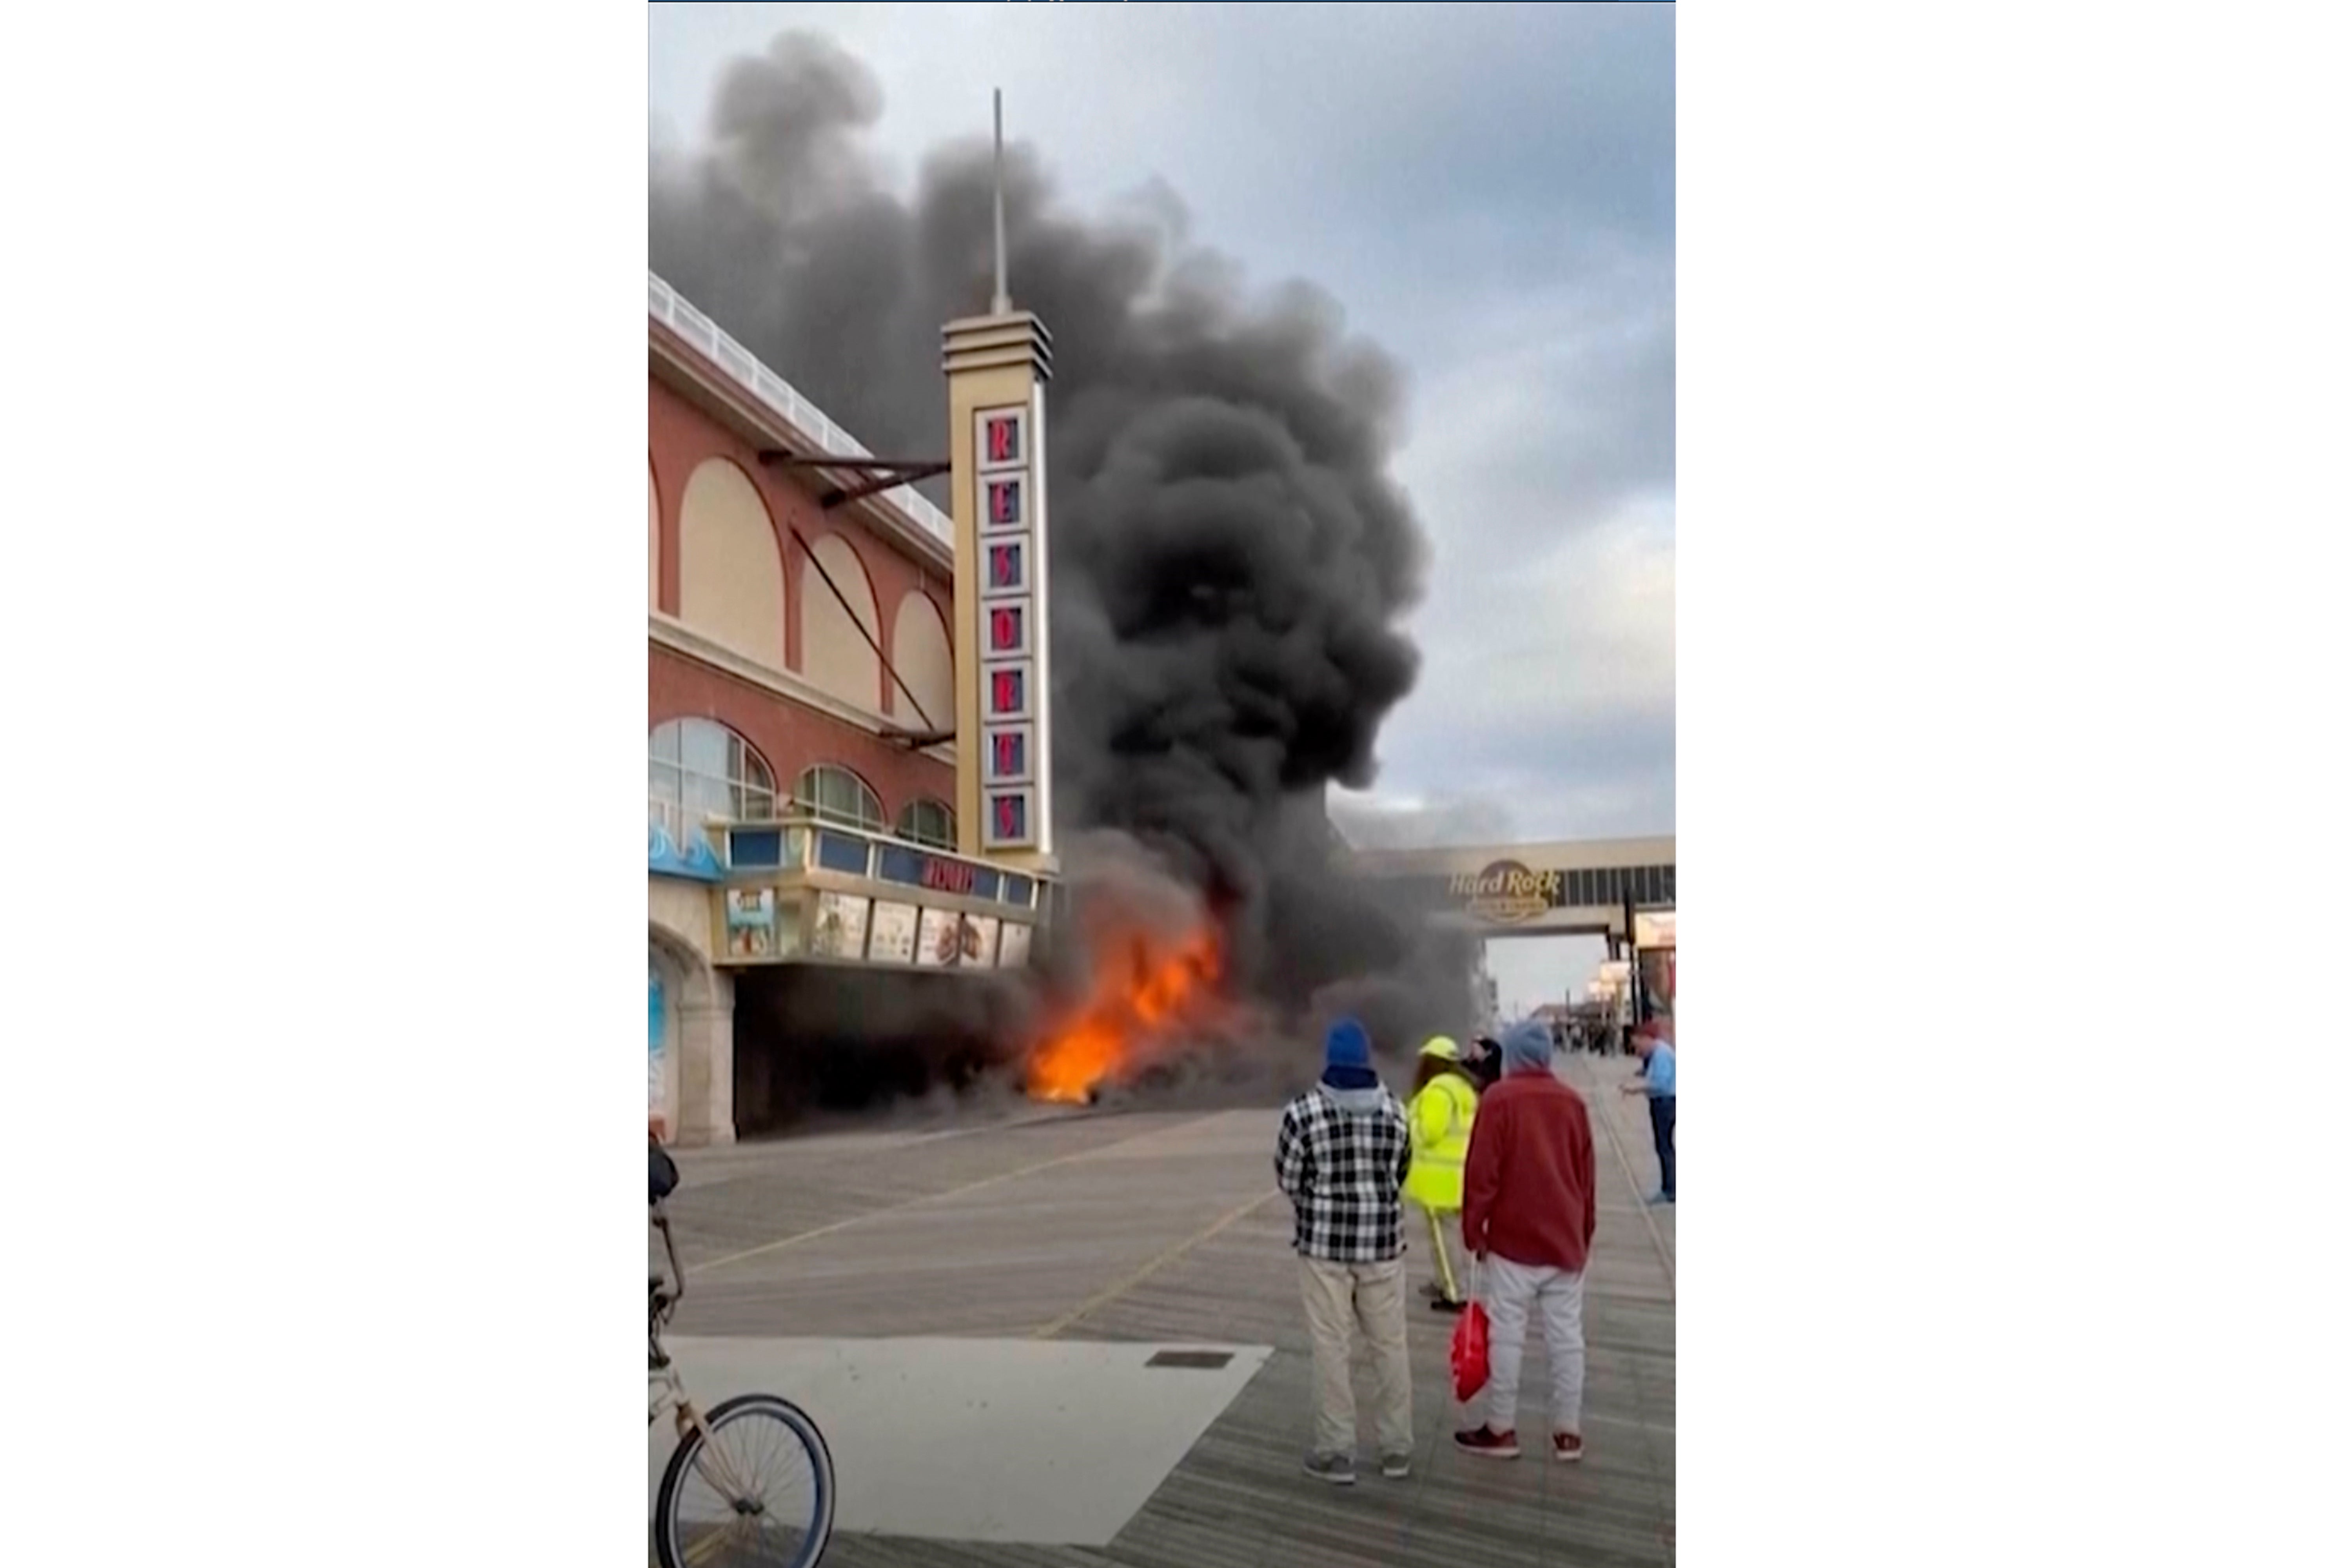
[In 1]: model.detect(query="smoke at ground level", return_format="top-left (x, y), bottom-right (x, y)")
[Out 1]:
top-left (726, 954), bottom-right (1464, 1137)
top-left (729, 965), bottom-right (1038, 1135)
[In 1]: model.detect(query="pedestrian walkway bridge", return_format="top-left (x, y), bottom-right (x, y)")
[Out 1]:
top-left (1345, 836), bottom-right (1674, 938)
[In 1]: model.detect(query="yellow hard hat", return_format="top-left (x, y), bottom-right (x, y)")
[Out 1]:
top-left (1418, 1036), bottom-right (1461, 1061)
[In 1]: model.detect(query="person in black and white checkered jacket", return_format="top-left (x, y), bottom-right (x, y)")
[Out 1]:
top-left (1274, 1017), bottom-right (1416, 1486)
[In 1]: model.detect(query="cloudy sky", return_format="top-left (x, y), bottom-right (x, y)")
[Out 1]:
top-left (649, 3), bottom-right (1675, 1011)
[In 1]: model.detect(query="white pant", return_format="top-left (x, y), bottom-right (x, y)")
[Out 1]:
top-left (1477, 1254), bottom-right (1587, 1437)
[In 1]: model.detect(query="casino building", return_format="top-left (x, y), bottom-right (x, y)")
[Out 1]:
top-left (648, 271), bottom-right (1061, 1144)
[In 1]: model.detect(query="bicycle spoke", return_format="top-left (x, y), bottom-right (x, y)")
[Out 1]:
top-left (664, 1402), bottom-right (827, 1568)
top-left (688, 1446), bottom-right (751, 1508)
top-left (744, 1416), bottom-right (790, 1500)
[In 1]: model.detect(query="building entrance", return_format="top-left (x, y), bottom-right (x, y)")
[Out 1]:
top-left (729, 965), bottom-right (1004, 1137)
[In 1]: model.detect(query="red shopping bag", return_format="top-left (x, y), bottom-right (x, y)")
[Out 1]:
top-left (1450, 1299), bottom-right (1491, 1403)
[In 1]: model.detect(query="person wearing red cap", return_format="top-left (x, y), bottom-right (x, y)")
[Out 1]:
top-left (1618, 1017), bottom-right (1676, 1204)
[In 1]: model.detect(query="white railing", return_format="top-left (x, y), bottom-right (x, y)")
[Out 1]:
top-left (648, 272), bottom-right (955, 551)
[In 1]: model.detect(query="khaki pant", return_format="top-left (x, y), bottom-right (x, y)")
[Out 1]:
top-left (1298, 1256), bottom-right (1414, 1459)
top-left (1412, 1201), bottom-right (1465, 1302)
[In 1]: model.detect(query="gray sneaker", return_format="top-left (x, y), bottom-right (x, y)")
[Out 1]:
top-left (1303, 1452), bottom-right (1356, 1486)
top-left (1379, 1453), bottom-right (1412, 1479)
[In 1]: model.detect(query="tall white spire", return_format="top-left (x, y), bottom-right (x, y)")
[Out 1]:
top-left (990, 88), bottom-right (1011, 316)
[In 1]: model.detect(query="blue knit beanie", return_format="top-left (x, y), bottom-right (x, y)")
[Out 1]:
top-left (1325, 1017), bottom-right (1372, 1071)
top-left (1501, 1020), bottom-right (1551, 1074)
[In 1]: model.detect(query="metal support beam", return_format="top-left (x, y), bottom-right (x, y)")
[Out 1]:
top-left (758, 452), bottom-right (950, 509)
top-left (757, 454), bottom-right (949, 472)
top-left (822, 465), bottom-right (951, 509)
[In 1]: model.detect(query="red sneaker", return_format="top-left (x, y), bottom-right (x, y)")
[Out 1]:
top-left (1453, 1425), bottom-right (1521, 1459)
top-left (1552, 1432), bottom-right (1584, 1463)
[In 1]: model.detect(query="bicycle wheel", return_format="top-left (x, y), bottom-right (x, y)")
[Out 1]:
top-left (654, 1393), bottom-right (835, 1568)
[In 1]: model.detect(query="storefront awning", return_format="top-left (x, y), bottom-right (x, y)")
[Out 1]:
top-left (705, 815), bottom-right (1057, 972)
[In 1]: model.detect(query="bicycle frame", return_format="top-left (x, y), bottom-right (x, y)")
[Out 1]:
top-left (649, 1203), bottom-right (760, 1504)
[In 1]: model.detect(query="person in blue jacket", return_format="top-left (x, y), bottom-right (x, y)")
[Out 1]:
top-left (1617, 1018), bottom-right (1675, 1204)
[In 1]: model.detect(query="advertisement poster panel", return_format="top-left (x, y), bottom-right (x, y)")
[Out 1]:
top-left (916, 907), bottom-right (960, 967)
top-left (959, 914), bottom-right (1000, 967)
top-left (648, 962), bottom-right (667, 1132)
top-left (725, 887), bottom-right (777, 959)
top-left (1639, 948), bottom-right (1676, 1023)
top-left (812, 892), bottom-right (871, 960)
top-left (869, 901), bottom-right (918, 964)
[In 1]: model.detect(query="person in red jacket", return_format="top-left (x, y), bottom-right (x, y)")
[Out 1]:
top-left (1454, 1019), bottom-right (1599, 1463)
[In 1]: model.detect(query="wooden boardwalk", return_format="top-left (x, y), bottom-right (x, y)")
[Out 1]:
top-left (658, 1056), bottom-right (1675, 1566)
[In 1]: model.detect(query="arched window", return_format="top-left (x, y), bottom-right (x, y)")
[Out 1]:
top-left (650, 719), bottom-right (777, 846)
top-left (792, 764), bottom-right (885, 833)
top-left (895, 797), bottom-right (956, 851)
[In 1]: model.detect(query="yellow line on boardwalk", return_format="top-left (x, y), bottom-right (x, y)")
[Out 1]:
top-left (697, 1118), bottom-right (1208, 1274)
top-left (1033, 1187), bottom-right (1285, 1340)
top-left (1580, 1059), bottom-right (1676, 1296)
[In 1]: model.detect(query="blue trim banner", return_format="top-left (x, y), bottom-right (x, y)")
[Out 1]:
top-left (649, 820), bottom-right (724, 882)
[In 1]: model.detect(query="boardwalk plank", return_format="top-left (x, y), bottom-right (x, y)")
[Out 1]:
top-left (651, 1058), bottom-right (1673, 1565)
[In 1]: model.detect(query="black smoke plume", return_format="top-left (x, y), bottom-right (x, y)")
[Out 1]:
top-left (655, 33), bottom-right (1471, 1108)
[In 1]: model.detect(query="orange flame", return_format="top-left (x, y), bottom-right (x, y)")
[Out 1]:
top-left (1024, 923), bottom-right (1224, 1104)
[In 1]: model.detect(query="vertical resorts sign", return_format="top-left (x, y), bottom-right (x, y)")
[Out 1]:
top-left (974, 402), bottom-right (1046, 855)
top-left (1448, 862), bottom-right (1563, 925)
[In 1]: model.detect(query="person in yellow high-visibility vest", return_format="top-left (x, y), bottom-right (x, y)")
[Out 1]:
top-left (1406, 1036), bottom-right (1479, 1313)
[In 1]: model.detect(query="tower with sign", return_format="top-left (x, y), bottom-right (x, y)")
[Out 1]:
top-left (943, 92), bottom-right (1056, 873)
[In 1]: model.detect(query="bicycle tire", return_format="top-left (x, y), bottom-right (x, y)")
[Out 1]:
top-left (654, 1392), bottom-right (836, 1568)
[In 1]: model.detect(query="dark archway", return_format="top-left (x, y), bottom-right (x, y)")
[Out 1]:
top-left (729, 965), bottom-right (1033, 1136)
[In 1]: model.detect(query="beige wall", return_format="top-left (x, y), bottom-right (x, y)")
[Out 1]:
top-left (889, 590), bottom-right (954, 731)
top-left (679, 457), bottom-right (786, 668)
top-left (799, 532), bottom-right (882, 711)
top-left (649, 877), bottom-right (715, 964)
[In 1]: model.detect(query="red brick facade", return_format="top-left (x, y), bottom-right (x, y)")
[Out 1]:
top-left (649, 376), bottom-right (952, 721)
top-left (648, 372), bottom-right (956, 821)
top-left (648, 641), bottom-right (953, 826)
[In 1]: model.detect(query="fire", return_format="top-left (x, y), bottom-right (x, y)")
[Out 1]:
top-left (1024, 922), bottom-right (1223, 1104)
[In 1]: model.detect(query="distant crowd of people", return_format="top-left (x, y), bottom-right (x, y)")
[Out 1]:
top-left (1541, 1016), bottom-right (1649, 1058)
top-left (1272, 1013), bottom-right (1676, 1483)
